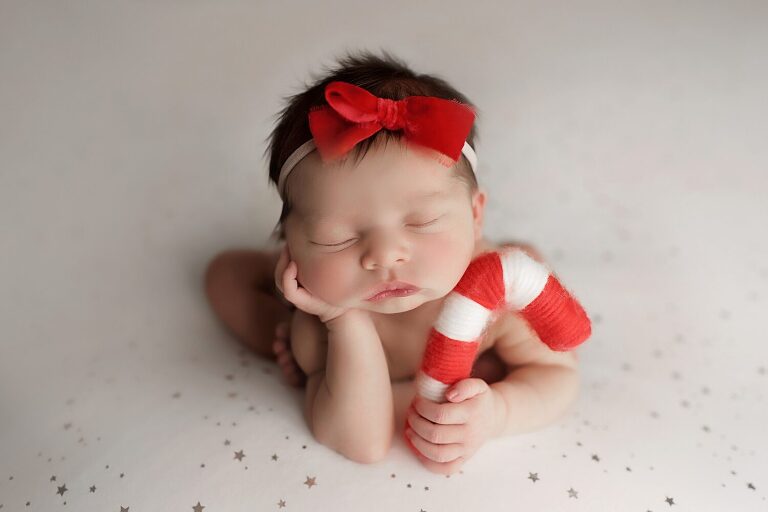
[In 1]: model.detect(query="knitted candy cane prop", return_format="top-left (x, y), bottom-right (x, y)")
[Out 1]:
top-left (414, 246), bottom-right (592, 404)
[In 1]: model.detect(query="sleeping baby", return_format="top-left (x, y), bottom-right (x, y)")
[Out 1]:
top-left (204, 49), bottom-right (584, 475)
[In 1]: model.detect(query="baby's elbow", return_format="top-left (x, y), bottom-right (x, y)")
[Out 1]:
top-left (559, 366), bottom-right (581, 410)
top-left (314, 427), bottom-right (390, 464)
top-left (345, 439), bottom-right (391, 464)
top-left (335, 435), bottom-right (391, 464)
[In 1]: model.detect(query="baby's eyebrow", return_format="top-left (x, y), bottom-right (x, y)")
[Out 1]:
top-left (410, 189), bottom-right (448, 200)
top-left (302, 189), bottom-right (449, 225)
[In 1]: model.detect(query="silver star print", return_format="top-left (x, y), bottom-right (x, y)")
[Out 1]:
top-left (192, 501), bottom-right (205, 512)
top-left (120, 507), bottom-right (129, 512)
top-left (234, 450), bottom-right (245, 461)
top-left (304, 476), bottom-right (317, 488)
top-left (665, 496), bottom-right (675, 505)
top-left (271, 454), bottom-right (278, 461)
top-left (567, 488), bottom-right (578, 498)
top-left (56, 485), bottom-right (67, 496)
top-left (528, 472), bottom-right (539, 483)
top-left (89, 485), bottom-right (96, 493)
top-left (277, 499), bottom-right (286, 508)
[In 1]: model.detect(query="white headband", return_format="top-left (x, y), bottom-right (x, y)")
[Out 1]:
top-left (277, 139), bottom-right (478, 200)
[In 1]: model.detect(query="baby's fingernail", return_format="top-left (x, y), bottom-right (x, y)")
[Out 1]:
top-left (447, 390), bottom-right (458, 400)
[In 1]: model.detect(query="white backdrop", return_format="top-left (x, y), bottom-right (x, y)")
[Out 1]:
top-left (1, 1), bottom-right (767, 510)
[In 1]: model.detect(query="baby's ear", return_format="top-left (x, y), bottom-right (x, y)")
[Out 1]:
top-left (471, 189), bottom-right (487, 237)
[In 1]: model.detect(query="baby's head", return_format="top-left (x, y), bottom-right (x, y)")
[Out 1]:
top-left (264, 49), bottom-right (486, 314)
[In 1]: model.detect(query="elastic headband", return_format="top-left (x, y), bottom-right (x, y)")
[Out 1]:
top-left (277, 139), bottom-right (478, 200)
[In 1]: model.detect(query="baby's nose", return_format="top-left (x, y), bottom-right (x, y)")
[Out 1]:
top-left (360, 233), bottom-right (410, 270)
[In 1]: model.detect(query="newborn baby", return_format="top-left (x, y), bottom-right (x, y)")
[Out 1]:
top-left (205, 51), bottom-right (580, 475)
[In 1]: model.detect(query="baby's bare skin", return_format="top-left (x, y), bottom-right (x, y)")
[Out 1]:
top-left (206, 239), bottom-right (541, 390)
top-left (206, 238), bottom-right (580, 475)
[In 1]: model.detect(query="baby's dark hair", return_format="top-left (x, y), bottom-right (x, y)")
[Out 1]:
top-left (263, 48), bottom-right (481, 242)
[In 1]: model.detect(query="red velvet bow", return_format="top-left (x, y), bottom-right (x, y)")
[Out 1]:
top-left (308, 81), bottom-right (476, 165)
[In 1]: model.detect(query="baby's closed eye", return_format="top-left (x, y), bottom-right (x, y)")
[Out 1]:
top-left (310, 215), bottom-right (445, 247)
top-left (408, 216), bottom-right (442, 228)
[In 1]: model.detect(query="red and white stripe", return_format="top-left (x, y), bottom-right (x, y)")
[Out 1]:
top-left (415, 247), bottom-right (592, 402)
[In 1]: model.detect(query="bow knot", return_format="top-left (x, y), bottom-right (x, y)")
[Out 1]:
top-left (377, 98), bottom-right (407, 130)
top-left (308, 81), bottom-right (475, 164)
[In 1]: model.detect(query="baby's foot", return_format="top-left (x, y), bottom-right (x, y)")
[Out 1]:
top-left (272, 321), bottom-right (307, 387)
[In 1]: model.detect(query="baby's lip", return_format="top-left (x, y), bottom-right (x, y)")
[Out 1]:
top-left (365, 281), bottom-right (420, 300)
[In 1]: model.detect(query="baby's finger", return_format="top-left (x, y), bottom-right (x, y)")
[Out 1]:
top-left (281, 260), bottom-right (298, 300)
top-left (413, 451), bottom-right (465, 476)
top-left (282, 261), bottom-right (319, 312)
top-left (274, 245), bottom-right (289, 295)
top-left (407, 408), bottom-right (467, 445)
top-left (405, 428), bottom-right (464, 463)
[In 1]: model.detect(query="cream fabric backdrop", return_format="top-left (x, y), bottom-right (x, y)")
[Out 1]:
top-left (1, 1), bottom-right (766, 510)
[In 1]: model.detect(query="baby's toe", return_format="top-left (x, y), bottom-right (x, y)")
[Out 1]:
top-left (273, 339), bottom-right (287, 354)
top-left (275, 321), bottom-right (289, 338)
top-left (277, 354), bottom-right (305, 387)
top-left (277, 352), bottom-right (293, 366)
top-left (285, 367), bottom-right (306, 387)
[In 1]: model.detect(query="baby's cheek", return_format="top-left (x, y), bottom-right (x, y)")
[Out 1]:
top-left (297, 255), bottom-right (357, 305)
top-left (415, 235), bottom-right (474, 288)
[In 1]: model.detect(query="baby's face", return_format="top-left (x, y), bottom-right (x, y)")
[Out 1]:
top-left (283, 138), bottom-right (486, 314)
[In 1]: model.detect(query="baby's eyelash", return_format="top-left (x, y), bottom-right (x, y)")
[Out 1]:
top-left (409, 217), bottom-right (440, 228)
top-left (313, 238), bottom-right (357, 247)
top-left (312, 217), bottom-right (442, 247)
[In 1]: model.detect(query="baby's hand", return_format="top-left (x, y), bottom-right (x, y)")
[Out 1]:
top-left (274, 244), bottom-right (349, 324)
top-left (404, 378), bottom-right (502, 475)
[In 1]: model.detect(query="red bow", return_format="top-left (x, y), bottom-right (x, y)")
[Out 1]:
top-left (308, 81), bottom-right (476, 165)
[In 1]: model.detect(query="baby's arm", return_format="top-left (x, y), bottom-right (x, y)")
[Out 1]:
top-left (277, 245), bottom-right (394, 462)
top-left (292, 308), bottom-right (394, 463)
top-left (488, 313), bottom-right (580, 437)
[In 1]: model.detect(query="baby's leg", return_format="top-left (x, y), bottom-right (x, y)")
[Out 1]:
top-left (271, 319), bottom-right (307, 387)
top-left (204, 248), bottom-right (293, 361)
